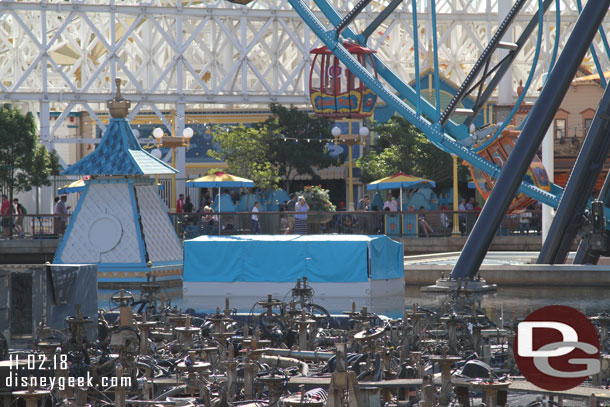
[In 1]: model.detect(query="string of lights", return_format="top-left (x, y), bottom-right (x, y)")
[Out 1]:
top-left (280, 136), bottom-right (338, 143)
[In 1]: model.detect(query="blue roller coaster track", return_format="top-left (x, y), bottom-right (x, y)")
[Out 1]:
top-left (289, 0), bottom-right (560, 203)
top-left (286, 0), bottom-right (610, 275)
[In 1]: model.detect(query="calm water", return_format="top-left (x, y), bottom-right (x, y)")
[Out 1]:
top-left (406, 285), bottom-right (610, 323)
top-left (100, 285), bottom-right (610, 322)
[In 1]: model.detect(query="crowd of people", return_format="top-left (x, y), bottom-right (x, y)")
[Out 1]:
top-left (176, 191), bottom-right (313, 236)
top-left (0, 187), bottom-right (540, 239)
top-left (348, 193), bottom-right (536, 237)
top-left (172, 189), bottom-right (543, 238)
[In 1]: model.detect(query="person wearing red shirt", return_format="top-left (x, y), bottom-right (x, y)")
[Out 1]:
top-left (176, 194), bottom-right (185, 213)
top-left (1, 195), bottom-right (11, 237)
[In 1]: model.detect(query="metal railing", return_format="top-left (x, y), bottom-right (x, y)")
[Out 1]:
top-left (169, 210), bottom-right (543, 239)
top-left (0, 210), bottom-right (541, 240)
top-left (0, 214), bottom-right (71, 239)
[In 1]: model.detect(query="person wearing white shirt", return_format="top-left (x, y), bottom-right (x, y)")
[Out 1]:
top-left (250, 201), bottom-right (261, 234)
top-left (294, 196), bottom-right (310, 234)
top-left (383, 195), bottom-right (399, 211)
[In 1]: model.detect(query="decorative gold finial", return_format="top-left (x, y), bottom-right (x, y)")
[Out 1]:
top-left (115, 78), bottom-right (124, 101)
top-left (108, 78), bottom-right (131, 118)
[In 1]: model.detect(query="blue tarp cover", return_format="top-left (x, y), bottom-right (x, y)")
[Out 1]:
top-left (184, 235), bottom-right (403, 283)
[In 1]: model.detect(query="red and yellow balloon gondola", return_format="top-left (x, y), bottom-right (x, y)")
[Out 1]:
top-left (464, 129), bottom-right (551, 212)
top-left (309, 42), bottom-right (378, 118)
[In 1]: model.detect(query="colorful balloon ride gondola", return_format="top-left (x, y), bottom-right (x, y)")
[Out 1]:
top-left (309, 42), bottom-right (378, 118)
top-left (464, 129), bottom-right (550, 212)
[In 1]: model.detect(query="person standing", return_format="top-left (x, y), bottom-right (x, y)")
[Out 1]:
top-left (418, 206), bottom-right (433, 237)
top-left (1, 195), bottom-right (10, 237)
top-left (53, 197), bottom-right (61, 235)
top-left (465, 197), bottom-right (475, 211)
top-left (519, 209), bottom-right (532, 235)
top-left (280, 201), bottom-right (289, 233)
top-left (250, 201), bottom-right (262, 234)
top-left (13, 198), bottom-right (25, 238)
top-left (357, 194), bottom-right (370, 211)
top-left (54, 195), bottom-right (71, 234)
top-left (182, 196), bottom-right (195, 227)
top-left (176, 193), bottom-right (185, 213)
top-left (175, 193), bottom-right (186, 235)
top-left (286, 193), bottom-right (297, 232)
top-left (458, 198), bottom-right (467, 235)
top-left (383, 194), bottom-right (398, 211)
top-left (198, 191), bottom-right (210, 212)
top-left (458, 198), bottom-right (466, 212)
top-left (294, 196), bottom-right (309, 234)
top-left (439, 204), bottom-right (451, 236)
top-left (183, 196), bottom-right (193, 212)
top-left (464, 196), bottom-right (476, 234)
top-left (357, 194), bottom-right (370, 233)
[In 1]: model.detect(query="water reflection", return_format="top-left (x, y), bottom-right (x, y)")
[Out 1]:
top-left (99, 285), bottom-right (610, 323)
top-left (98, 288), bottom-right (183, 310)
top-left (406, 286), bottom-right (610, 325)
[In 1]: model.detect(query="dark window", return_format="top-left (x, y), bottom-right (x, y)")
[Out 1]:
top-left (10, 273), bottom-right (32, 338)
top-left (555, 118), bottom-right (566, 139)
top-left (584, 118), bottom-right (593, 136)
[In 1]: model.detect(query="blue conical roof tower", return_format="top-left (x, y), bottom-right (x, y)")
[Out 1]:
top-left (63, 80), bottom-right (176, 176)
top-left (54, 79), bottom-right (183, 289)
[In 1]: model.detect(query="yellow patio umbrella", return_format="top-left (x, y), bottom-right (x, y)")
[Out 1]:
top-left (367, 172), bottom-right (436, 209)
top-left (186, 171), bottom-right (254, 213)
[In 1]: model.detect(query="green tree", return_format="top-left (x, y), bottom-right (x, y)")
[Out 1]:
top-left (0, 104), bottom-right (61, 208)
top-left (357, 116), bottom-right (469, 186)
top-left (208, 124), bottom-right (279, 190)
top-left (263, 104), bottom-right (340, 193)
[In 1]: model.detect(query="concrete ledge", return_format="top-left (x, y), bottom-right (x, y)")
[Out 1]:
top-left (397, 235), bottom-right (551, 254)
top-left (0, 238), bottom-right (59, 263)
top-left (405, 263), bottom-right (610, 286)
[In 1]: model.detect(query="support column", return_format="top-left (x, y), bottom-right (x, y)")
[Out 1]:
top-left (175, 8), bottom-right (187, 201)
top-left (40, 102), bottom-right (51, 147)
top-left (541, 89), bottom-right (554, 241)
top-left (451, 0), bottom-right (610, 279)
top-left (429, 356), bottom-right (461, 406)
top-left (39, 101), bottom-right (53, 213)
top-left (175, 104), bottom-right (186, 200)
top-left (110, 0), bottom-right (117, 85)
top-left (496, 0), bottom-right (514, 122)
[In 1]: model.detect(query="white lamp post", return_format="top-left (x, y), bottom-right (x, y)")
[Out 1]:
top-left (331, 126), bottom-right (341, 138)
top-left (152, 127), bottom-right (164, 141)
top-left (333, 125), bottom-right (369, 211)
top-left (152, 126), bottom-right (194, 211)
top-left (359, 126), bottom-right (370, 138)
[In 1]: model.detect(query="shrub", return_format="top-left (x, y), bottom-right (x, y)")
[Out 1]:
top-left (295, 185), bottom-right (336, 212)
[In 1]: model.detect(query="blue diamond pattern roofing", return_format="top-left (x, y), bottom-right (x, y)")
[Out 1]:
top-left (62, 119), bottom-right (178, 176)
